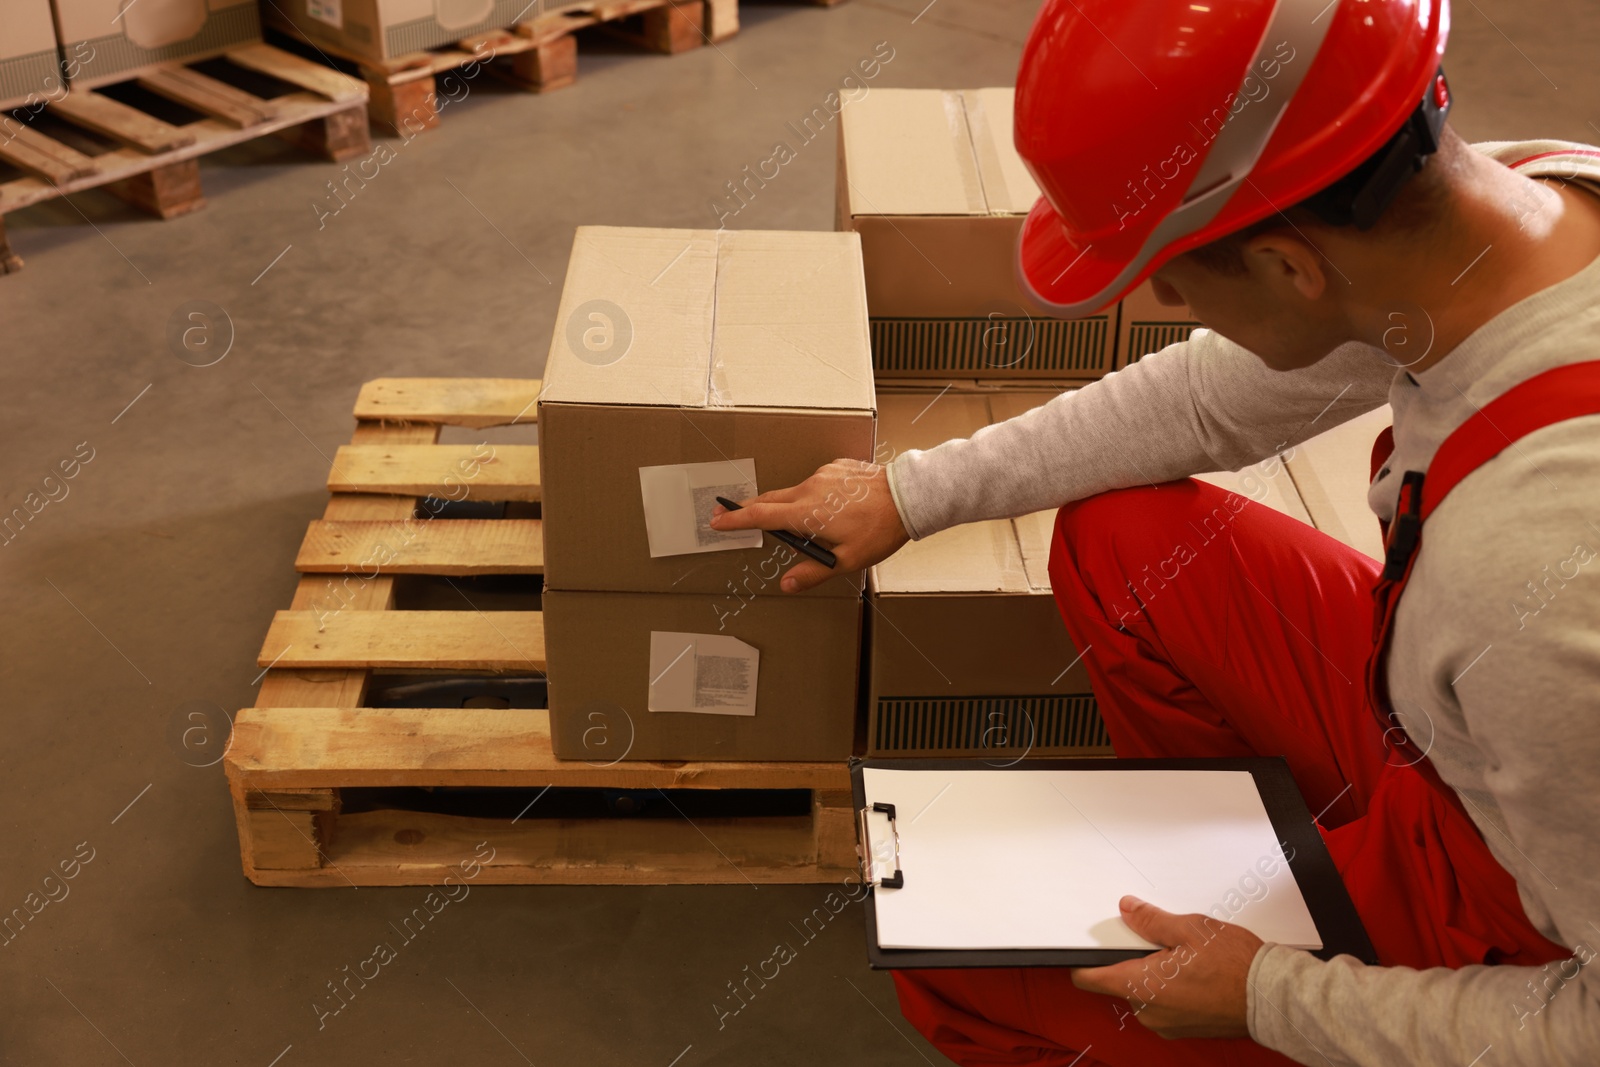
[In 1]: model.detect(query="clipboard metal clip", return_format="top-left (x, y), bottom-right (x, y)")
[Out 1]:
top-left (857, 801), bottom-right (904, 890)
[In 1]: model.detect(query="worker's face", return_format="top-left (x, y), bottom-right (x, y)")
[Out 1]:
top-left (1148, 246), bottom-right (1346, 371)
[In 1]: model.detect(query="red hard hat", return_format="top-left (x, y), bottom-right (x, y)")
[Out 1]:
top-left (1015, 0), bottom-right (1450, 316)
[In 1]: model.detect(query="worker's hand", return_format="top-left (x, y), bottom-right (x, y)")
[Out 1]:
top-left (709, 460), bottom-right (909, 592)
top-left (1071, 896), bottom-right (1260, 1040)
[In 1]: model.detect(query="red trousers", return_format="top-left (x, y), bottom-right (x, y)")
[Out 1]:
top-left (892, 481), bottom-right (1571, 1066)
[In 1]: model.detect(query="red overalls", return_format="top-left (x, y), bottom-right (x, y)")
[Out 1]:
top-left (892, 366), bottom-right (1596, 1067)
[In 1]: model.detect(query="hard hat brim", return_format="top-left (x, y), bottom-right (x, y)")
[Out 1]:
top-left (1016, 195), bottom-right (1150, 320)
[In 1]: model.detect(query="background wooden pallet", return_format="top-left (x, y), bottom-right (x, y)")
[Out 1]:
top-left (0, 43), bottom-right (368, 275)
top-left (227, 377), bottom-right (856, 887)
top-left (270, 0), bottom-right (738, 136)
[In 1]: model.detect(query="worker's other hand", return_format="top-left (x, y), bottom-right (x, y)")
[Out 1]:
top-left (1071, 896), bottom-right (1260, 1040)
top-left (708, 460), bottom-right (909, 593)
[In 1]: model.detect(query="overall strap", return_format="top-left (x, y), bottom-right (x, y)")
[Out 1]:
top-left (1421, 360), bottom-right (1600, 521)
top-left (1368, 360), bottom-right (1600, 807)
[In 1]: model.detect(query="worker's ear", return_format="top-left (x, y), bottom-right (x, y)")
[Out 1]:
top-left (1242, 230), bottom-right (1329, 302)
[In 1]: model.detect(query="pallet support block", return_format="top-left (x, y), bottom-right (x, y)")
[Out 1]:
top-left (276, 104), bottom-right (373, 162)
top-left (106, 158), bottom-right (206, 219)
top-left (609, 0), bottom-right (706, 54)
top-left (246, 788), bottom-right (340, 870)
top-left (507, 35), bottom-right (578, 92)
top-left (368, 74), bottom-right (441, 137)
top-left (707, 0), bottom-right (739, 41)
top-left (0, 218), bottom-right (21, 274)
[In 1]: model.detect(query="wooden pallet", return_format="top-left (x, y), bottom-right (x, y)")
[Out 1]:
top-left (0, 43), bottom-right (368, 275)
top-left (271, 0), bottom-right (738, 137)
top-left (226, 377), bottom-right (855, 887)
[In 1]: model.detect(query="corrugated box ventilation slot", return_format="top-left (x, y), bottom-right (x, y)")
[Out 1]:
top-left (1124, 322), bottom-right (1201, 365)
top-left (870, 317), bottom-right (1110, 374)
top-left (873, 694), bottom-right (1111, 753)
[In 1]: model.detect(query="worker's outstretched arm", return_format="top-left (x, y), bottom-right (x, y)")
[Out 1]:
top-left (712, 328), bottom-right (1391, 591)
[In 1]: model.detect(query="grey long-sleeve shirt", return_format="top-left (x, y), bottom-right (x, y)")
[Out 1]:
top-left (885, 140), bottom-right (1600, 1067)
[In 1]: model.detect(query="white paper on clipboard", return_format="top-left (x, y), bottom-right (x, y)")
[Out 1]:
top-left (859, 767), bottom-right (1321, 952)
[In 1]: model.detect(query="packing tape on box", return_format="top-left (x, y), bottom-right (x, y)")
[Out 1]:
top-left (942, 90), bottom-right (989, 216)
top-left (960, 89), bottom-right (1007, 215)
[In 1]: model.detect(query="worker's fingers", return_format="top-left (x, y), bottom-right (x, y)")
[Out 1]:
top-left (706, 459), bottom-right (910, 590)
top-left (709, 499), bottom-right (806, 532)
top-left (1070, 957), bottom-right (1145, 998)
top-left (1116, 896), bottom-right (1210, 949)
top-left (777, 558), bottom-right (837, 593)
top-left (746, 484), bottom-right (805, 506)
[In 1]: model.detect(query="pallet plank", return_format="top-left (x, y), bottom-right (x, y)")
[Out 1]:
top-left (51, 91), bottom-right (196, 153)
top-left (227, 708), bottom-right (851, 789)
top-left (296, 518), bottom-right (544, 575)
top-left (247, 808), bottom-right (854, 886)
top-left (328, 444), bottom-right (541, 501)
top-left (258, 611), bottom-right (546, 671)
top-left (353, 378), bottom-right (542, 427)
top-left (137, 66), bottom-right (277, 128)
top-left (0, 123), bottom-right (100, 183)
top-left (224, 42), bottom-right (367, 103)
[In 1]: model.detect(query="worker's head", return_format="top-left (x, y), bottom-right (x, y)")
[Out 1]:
top-left (1149, 125), bottom-right (1466, 371)
top-left (1013, 0), bottom-right (1452, 368)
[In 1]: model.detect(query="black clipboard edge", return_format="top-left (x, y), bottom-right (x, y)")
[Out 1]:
top-left (848, 756), bottom-right (1377, 970)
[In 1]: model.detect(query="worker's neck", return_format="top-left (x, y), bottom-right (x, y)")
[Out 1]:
top-left (1362, 152), bottom-right (1600, 375)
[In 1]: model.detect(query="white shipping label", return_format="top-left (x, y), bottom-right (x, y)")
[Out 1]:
top-left (647, 632), bottom-right (759, 716)
top-left (638, 458), bottom-right (762, 558)
top-left (307, 0), bottom-right (342, 28)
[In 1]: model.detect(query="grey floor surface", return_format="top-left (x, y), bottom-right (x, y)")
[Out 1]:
top-left (1, 1), bottom-right (1596, 1064)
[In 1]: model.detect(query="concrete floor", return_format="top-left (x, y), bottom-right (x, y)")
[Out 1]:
top-left (2, 1), bottom-right (1596, 1064)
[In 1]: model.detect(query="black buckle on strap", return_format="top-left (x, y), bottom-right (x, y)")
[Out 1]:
top-left (1381, 471), bottom-right (1426, 582)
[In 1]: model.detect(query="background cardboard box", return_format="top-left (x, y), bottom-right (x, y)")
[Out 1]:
top-left (538, 226), bottom-right (876, 598)
top-left (1, 0), bottom-right (60, 110)
top-left (836, 86), bottom-right (1201, 379)
top-left (866, 388), bottom-right (1310, 759)
top-left (263, 0), bottom-right (535, 66)
top-left (51, 0), bottom-right (260, 89)
top-left (1285, 405), bottom-right (1392, 562)
top-left (544, 588), bottom-right (861, 761)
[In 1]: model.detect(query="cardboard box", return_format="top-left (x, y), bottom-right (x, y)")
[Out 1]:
top-left (866, 389), bottom-right (1310, 758)
top-left (50, 0), bottom-right (260, 89)
top-left (263, 0), bottom-right (536, 66)
top-left (836, 86), bottom-right (1201, 380)
top-left (538, 226), bottom-right (876, 599)
top-left (1, 0), bottom-right (60, 110)
top-left (866, 390), bottom-right (1097, 757)
top-left (1285, 405), bottom-right (1392, 562)
top-left (544, 588), bottom-right (861, 761)
top-left (1117, 280), bottom-right (1205, 366)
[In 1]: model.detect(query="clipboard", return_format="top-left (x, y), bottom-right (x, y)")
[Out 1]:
top-left (850, 756), bottom-right (1375, 970)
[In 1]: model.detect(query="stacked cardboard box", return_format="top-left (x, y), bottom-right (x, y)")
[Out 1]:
top-left (264, 0), bottom-right (534, 66)
top-left (51, 0), bottom-right (261, 89)
top-left (1, 0), bottom-right (59, 110)
top-left (836, 86), bottom-right (1203, 380)
top-left (867, 389), bottom-right (1310, 758)
top-left (539, 226), bottom-right (876, 762)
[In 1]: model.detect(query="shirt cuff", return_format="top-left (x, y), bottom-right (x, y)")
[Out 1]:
top-left (884, 455), bottom-right (925, 541)
top-left (1247, 942), bottom-right (1327, 1064)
